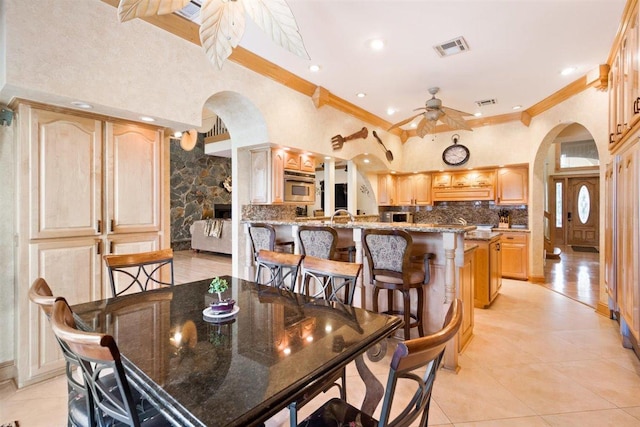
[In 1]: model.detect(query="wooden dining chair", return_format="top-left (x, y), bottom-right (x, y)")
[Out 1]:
top-left (288, 256), bottom-right (363, 426)
top-left (50, 298), bottom-right (171, 427)
top-left (28, 278), bottom-right (95, 427)
top-left (363, 229), bottom-right (434, 340)
top-left (299, 255), bottom-right (362, 305)
top-left (254, 249), bottom-right (304, 292)
top-left (103, 248), bottom-right (174, 297)
top-left (297, 299), bottom-right (463, 427)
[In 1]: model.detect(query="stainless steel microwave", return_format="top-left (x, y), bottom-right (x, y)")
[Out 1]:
top-left (284, 171), bottom-right (315, 203)
top-left (381, 212), bottom-right (414, 223)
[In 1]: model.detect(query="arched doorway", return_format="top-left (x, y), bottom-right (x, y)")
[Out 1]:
top-left (533, 123), bottom-right (602, 307)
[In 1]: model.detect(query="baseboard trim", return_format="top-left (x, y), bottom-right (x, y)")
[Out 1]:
top-left (528, 275), bottom-right (545, 283)
top-left (596, 301), bottom-right (611, 318)
top-left (0, 360), bottom-right (16, 383)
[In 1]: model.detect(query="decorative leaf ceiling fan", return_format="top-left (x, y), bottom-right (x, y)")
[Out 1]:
top-left (116, 0), bottom-right (309, 69)
top-left (388, 87), bottom-right (473, 138)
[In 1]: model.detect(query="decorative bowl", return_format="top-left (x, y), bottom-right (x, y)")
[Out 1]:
top-left (210, 298), bottom-right (235, 314)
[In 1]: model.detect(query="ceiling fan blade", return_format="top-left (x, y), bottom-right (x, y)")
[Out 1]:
top-left (416, 117), bottom-right (436, 138)
top-left (441, 106), bottom-right (473, 117)
top-left (441, 111), bottom-right (473, 131)
top-left (388, 112), bottom-right (423, 131)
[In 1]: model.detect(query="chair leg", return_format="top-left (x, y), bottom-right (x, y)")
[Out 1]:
top-left (288, 402), bottom-right (298, 427)
top-left (340, 367), bottom-right (347, 400)
top-left (402, 290), bottom-right (411, 340)
top-left (373, 287), bottom-right (380, 313)
top-left (417, 287), bottom-right (425, 337)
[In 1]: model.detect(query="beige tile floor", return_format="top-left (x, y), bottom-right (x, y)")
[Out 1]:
top-left (3, 251), bottom-right (640, 426)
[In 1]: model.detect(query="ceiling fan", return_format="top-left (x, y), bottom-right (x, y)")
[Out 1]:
top-left (388, 87), bottom-right (473, 137)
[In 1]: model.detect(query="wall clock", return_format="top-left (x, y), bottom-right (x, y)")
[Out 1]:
top-left (442, 134), bottom-right (470, 166)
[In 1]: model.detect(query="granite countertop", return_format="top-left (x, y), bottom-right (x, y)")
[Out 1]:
top-left (243, 219), bottom-right (475, 234)
top-left (465, 230), bottom-right (503, 241)
top-left (492, 227), bottom-right (530, 233)
top-left (294, 214), bottom-right (379, 222)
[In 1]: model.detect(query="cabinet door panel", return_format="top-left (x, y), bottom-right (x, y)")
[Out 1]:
top-left (106, 123), bottom-right (161, 233)
top-left (396, 175), bottom-right (413, 205)
top-left (413, 173), bottom-right (432, 205)
top-left (23, 238), bottom-right (101, 380)
top-left (30, 109), bottom-right (102, 239)
top-left (250, 149), bottom-right (271, 203)
top-left (272, 150), bottom-right (285, 203)
top-left (497, 167), bottom-right (528, 205)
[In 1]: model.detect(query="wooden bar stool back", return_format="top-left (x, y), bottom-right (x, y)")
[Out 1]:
top-left (103, 248), bottom-right (174, 297)
top-left (363, 229), bottom-right (433, 340)
top-left (50, 298), bottom-right (171, 427)
top-left (254, 249), bottom-right (304, 292)
top-left (297, 299), bottom-right (463, 427)
top-left (300, 255), bottom-right (362, 304)
top-left (28, 278), bottom-right (96, 427)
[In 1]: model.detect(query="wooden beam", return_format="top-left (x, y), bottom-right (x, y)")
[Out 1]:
top-left (520, 110), bottom-right (532, 127)
top-left (525, 75), bottom-right (588, 118)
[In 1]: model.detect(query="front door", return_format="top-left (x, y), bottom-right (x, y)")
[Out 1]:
top-left (567, 176), bottom-right (599, 247)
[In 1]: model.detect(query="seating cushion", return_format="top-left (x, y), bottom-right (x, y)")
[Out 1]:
top-left (298, 397), bottom-right (377, 427)
top-left (375, 267), bottom-right (425, 285)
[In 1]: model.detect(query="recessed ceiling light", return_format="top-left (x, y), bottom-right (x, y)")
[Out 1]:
top-left (71, 101), bottom-right (93, 109)
top-left (512, 105), bottom-right (522, 110)
top-left (139, 116), bottom-right (155, 122)
top-left (324, 156), bottom-right (331, 160)
top-left (309, 64), bottom-right (320, 72)
top-left (561, 67), bottom-right (576, 76)
top-left (356, 92), bottom-right (366, 98)
top-left (282, 147), bottom-right (290, 151)
top-left (369, 39), bottom-right (385, 51)
top-left (386, 107), bottom-right (396, 115)
top-left (410, 122), bottom-right (417, 128)
top-left (174, 131), bottom-right (183, 137)
top-left (474, 112), bottom-right (482, 117)
top-left (390, 170), bottom-right (396, 174)
top-left (364, 159), bottom-right (370, 164)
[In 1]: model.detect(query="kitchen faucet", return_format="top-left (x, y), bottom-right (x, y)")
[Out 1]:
top-left (330, 209), bottom-right (355, 224)
top-left (456, 217), bottom-right (467, 225)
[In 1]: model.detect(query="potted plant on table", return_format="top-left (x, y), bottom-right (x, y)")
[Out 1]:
top-left (208, 277), bottom-right (235, 313)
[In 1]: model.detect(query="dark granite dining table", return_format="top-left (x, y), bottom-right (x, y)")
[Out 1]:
top-left (70, 276), bottom-right (402, 427)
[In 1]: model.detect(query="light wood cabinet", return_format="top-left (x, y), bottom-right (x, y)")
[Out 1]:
top-left (617, 145), bottom-right (639, 340)
top-left (497, 166), bottom-right (528, 205)
top-left (386, 173), bottom-right (431, 206)
top-left (250, 148), bottom-right (272, 204)
top-left (432, 170), bottom-right (495, 201)
top-left (500, 232), bottom-right (529, 280)
top-left (16, 103), bottom-right (166, 386)
top-left (300, 154), bottom-right (315, 172)
top-left (458, 246), bottom-right (475, 352)
top-left (465, 235), bottom-right (502, 308)
top-left (609, 2), bottom-right (640, 151)
top-left (604, 162), bottom-right (616, 307)
top-left (377, 174), bottom-right (396, 205)
top-left (284, 151), bottom-right (301, 170)
top-left (284, 151), bottom-right (315, 172)
top-left (272, 150), bottom-right (285, 203)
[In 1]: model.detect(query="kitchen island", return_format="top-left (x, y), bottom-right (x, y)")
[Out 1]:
top-left (242, 219), bottom-right (476, 370)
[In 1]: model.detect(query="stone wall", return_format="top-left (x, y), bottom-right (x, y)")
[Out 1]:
top-left (170, 135), bottom-right (232, 249)
top-left (380, 201), bottom-right (528, 227)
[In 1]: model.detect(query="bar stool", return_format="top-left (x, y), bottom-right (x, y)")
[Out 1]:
top-left (362, 229), bottom-right (434, 340)
top-left (248, 223), bottom-right (295, 260)
top-left (254, 249), bottom-right (304, 291)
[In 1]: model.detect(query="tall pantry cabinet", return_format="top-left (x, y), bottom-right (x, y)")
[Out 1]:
top-left (15, 103), bottom-right (167, 387)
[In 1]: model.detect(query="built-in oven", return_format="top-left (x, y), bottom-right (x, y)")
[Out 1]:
top-left (284, 170), bottom-right (315, 203)
top-left (380, 212), bottom-right (414, 223)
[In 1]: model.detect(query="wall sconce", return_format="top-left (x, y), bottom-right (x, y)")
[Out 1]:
top-left (174, 129), bottom-right (198, 151)
top-left (0, 107), bottom-right (14, 126)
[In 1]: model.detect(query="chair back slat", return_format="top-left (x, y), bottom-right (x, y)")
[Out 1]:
top-left (104, 248), bottom-right (174, 297)
top-left (378, 299), bottom-right (463, 427)
top-left (50, 299), bottom-right (147, 427)
top-left (300, 255), bottom-right (362, 304)
top-left (255, 249), bottom-right (304, 291)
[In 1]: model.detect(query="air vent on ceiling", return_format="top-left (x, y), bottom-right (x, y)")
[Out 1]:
top-left (475, 99), bottom-right (497, 107)
top-left (175, 0), bottom-right (202, 22)
top-left (433, 37), bottom-right (469, 57)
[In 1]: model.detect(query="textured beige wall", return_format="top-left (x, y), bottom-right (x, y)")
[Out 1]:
top-left (0, 123), bottom-right (15, 367)
top-left (0, 0), bottom-right (612, 370)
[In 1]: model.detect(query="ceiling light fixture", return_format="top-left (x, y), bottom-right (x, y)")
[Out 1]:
top-left (369, 39), bottom-right (385, 50)
top-left (561, 67), bottom-right (576, 76)
top-left (179, 129), bottom-right (197, 151)
top-left (474, 112), bottom-right (482, 117)
top-left (71, 101), bottom-right (93, 109)
top-left (512, 105), bottom-right (522, 110)
top-left (386, 108), bottom-right (396, 115)
top-left (309, 64), bottom-right (320, 72)
top-left (139, 116), bottom-right (155, 122)
top-left (116, 0), bottom-right (309, 69)
top-left (363, 159), bottom-right (370, 164)
top-left (356, 92), bottom-right (366, 98)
